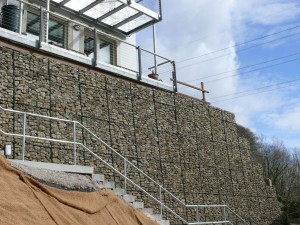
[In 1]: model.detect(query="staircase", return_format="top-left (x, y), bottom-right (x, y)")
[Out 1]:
top-left (91, 173), bottom-right (170, 225)
top-left (0, 105), bottom-right (250, 225)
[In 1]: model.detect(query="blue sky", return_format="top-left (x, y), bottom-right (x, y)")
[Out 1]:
top-left (137, 0), bottom-right (300, 149)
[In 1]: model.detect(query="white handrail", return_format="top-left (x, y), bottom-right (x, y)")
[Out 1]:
top-left (0, 105), bottom-right (249, 225)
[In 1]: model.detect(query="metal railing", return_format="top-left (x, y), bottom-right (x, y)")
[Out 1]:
top-left (0, 105), bottom-right (249, 225)
top-left (0, 0), bottom-right (176, 91)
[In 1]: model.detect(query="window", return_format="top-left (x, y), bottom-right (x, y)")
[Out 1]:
top-left (84, 35), bottom-right (115, 65)
top-left (100, 40), bottom-right (114, 65)
top-left (26, 11), bottom-right (66, 48)
top-left (48, 19), bottom-right (65, 47)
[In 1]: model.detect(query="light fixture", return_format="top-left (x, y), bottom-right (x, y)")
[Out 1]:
top-left (73, 24), bottom-right (81, 31)
top-left (5, 145), bottom-right (12, 156)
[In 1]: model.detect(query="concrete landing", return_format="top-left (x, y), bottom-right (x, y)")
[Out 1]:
top-left (9, 160), bottom-right (94, 175)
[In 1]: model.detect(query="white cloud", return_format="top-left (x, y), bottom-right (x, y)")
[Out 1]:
top-left (137, 0), bottom-right (300, 147)
top-left (265, 105), bottom-right (300, 131)
top-left (233, 1), bottom-right (300, 26)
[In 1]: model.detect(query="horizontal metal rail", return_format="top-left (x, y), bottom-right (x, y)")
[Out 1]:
top-left (0, 105), bottom-right (249, 225)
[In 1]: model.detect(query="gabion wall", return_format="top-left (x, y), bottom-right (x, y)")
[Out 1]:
top-left (0, 43), bottom-right (282, 225)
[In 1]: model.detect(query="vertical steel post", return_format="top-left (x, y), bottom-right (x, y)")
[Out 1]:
top-left (45, 0), bottom-right (50, 43)
top-left (124, 158), bottom-right (127, 193)
top-left (137, 46), bottom-right (142, 80)
top-left (158, 0), bottom-right (162, 20)
top-left (22, 113), bottom-right (27, 161)
top-left (93, 28), bottom-right (99, 66)
top-left (223, 206), bottom-right (227, 222)
top-left (39, 7), bottom-right (45, 47)
top-left (73, 122), bottom-right (76, 165)
top-left (172, 61), bottom-right (177, 92)
top-left (159, 185), bottom-right (162, 216)
top-left (18, 1), bottom-right (23, 34)
top-left (201, 82), bottom-right (206, 102)
top-left (196, 207), bottom-right (200, 222)
top-left (152, 24), bottom-right (157, 74)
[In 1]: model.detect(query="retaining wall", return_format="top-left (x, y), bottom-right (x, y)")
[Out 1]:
top-left (0, 42), bottom-right (283, 225)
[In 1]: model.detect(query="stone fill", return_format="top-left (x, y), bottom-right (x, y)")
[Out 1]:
top-left (0, 43), bottom-right (282, 225)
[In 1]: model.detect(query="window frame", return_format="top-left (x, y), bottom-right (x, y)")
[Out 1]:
top-left (25, 7), bottom-right (68, 48)
top-left (84, 29), bottom-right (116, 66)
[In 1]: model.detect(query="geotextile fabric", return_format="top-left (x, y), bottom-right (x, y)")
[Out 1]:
top-left (0, 156), bottom-right (159, 225)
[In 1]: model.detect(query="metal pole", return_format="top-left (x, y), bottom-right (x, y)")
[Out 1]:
top-left (39, 7), bottom-right (45, 47)
top-left (223, 206), bottom-right (227, 222)
top-left (137, 46), bottom-right (142, 80)
top-left (22, 113), bottom-right (27, 161)
top-left (158, 0), bottom-right (162, 21)
top-left (201, 82), bottom-right (206, 101)
top-left (159, 185), bottom-right (162, 216)
top-left (93, 28), bottom-right (99, 66)
top-left (152, 24), bottom-right (157, 74)
top-left (124, 158), bottom-right (127, 193)
top-left (172, 61), bottom-right (177, 92)
top-left (18, 1), bottom-right (23, 34)
top-left (196, 207), bottom-right (200, 222)
top-left (73, 122), bottom-right (76, 165)
top-left (45, 0), bottom-right (50, 43)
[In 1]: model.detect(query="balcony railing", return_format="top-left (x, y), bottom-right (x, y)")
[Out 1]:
top-left (0, 0), bottom-right (177, 92)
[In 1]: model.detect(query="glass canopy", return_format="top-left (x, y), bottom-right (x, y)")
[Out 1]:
top-left (50, 0), bottom-right (161, 35)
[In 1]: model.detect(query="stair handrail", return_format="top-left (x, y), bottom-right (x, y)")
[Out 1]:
top-left (0, 105), bottom-right (249, 225)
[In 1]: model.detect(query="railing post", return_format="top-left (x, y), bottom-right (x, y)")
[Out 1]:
top-left (196, 207), bottom-right (199, 223)
top-left (152, 24), bottom-right (157, 74)
top-left (93, 28), bottom-right (99, 66)
top-left (124, 158), bottom-right (127, 193)
top-left (22, 113), bottom-right (27, 161)
top-left (18, 1), bottom-right (23, 34)
top-left (39, 7), bottom-right (45, 48)
top-left (45, 0), bottom-right (50, 43)
top-left (223, 206), bottom-right (227, 222)
top-left (172, 61), bottom-right (177, 92)
top-left (159, 185), bottom-right (162, 216)
top-left (158, 0), bottom-right (162, 21)
top-left (73, 122), bottom-right (76, 165)
top-left (137, 46), bottom-right (142, 81)
top-left (201, 82), bottom-right (206, 103)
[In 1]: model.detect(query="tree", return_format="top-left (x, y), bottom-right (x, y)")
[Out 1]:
top-left (237, 125), bottom-right (300, 223)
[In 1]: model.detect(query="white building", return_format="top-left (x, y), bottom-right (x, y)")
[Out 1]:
top-left (0, 0), bottom-right (176, 91)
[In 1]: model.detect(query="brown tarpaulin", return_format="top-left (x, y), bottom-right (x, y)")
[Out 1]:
top-left (0, 156), bottom-right (159, 225)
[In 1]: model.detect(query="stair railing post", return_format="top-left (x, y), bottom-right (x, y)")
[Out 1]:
top-left (223, 206), bottom-right (227, 222)
top-left (124, 158), bottom-right (127, 193)
top-left (196, 206), bottom-right (199, 223)
top-left (73, 121), bottom-right (76, 165)
top-left (159, 185), bottom-right (162, 216)
top-left (22, 113), bottom-right (27, 161)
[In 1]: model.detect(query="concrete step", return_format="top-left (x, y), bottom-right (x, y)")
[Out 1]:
top-left (141, 208), bottom-right (153, 215)
top-left (102, 181), bottom-right (115, 189)
top-left (132, 201), bottom-right (144, 209)
top-left (152, 214), bottom-right (162, 221)
top-left (113, 188), bottom-right (126, 196)
top-left (159, 220), bottom-right (170, 225)
top-left (92, 174), bottom-right (105, 182)
top-left (123, 194), bottom-right (135, 203)
top-left (9, 160), bottom-right (94, 174)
